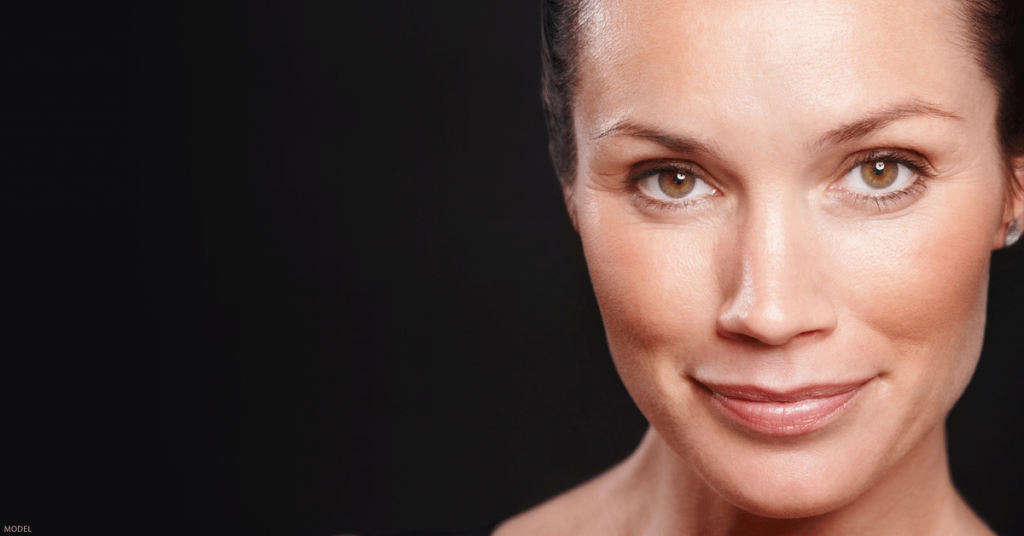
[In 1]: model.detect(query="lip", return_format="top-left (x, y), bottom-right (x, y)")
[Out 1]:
top-left (699, 380), bottom-right (871, 437)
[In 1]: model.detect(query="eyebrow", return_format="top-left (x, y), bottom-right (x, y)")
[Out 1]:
top-left (591, 100), bottom-right (964, 158)
top-left (591, 120), bottom-right (724, 159)
top-left (812, 100), bottom-right (964, 150)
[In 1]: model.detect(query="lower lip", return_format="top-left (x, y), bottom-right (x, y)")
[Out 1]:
top-left (708, 386), bottom-right (864, 437)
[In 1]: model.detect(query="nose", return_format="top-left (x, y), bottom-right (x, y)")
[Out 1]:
top-left (716, 198), bottom-right (837, 346)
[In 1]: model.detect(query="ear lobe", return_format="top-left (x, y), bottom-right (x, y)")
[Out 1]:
top-left (999, 155), bottom-right (1024, 249)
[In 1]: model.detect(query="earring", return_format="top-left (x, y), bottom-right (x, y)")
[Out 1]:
top-left (1008, 219), bottom-right (1022, 247)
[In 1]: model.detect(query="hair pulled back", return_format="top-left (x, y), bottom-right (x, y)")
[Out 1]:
top-left (540, 0), bottom-right (1024, 188)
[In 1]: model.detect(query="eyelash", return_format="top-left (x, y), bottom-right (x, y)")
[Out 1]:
top-left (625, 149), bottom-right (936, 213)
top-left (838, 149), bottom-right (935, 212)
top-left (626, 161), bottom-right (716, 212)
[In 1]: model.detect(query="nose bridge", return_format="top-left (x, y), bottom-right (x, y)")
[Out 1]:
top-left (745, 193), bottom-right (800, 306)
top-left (717, 190), bottom-right (835, 345)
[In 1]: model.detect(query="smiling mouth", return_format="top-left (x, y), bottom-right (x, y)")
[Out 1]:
top-left (698, 380), bottom-right (871, 437)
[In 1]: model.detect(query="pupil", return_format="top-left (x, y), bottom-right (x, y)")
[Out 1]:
top-left (873, 161), bottom-right (885, 176)
top-left (673, 173), bottom-right (686, 185)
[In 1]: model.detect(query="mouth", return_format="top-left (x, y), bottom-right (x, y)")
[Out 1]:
top-left (697, 380), bottom-right (871, 437)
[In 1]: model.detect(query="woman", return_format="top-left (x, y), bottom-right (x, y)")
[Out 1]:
top-left (356, 0), bottom-right (1022, 534)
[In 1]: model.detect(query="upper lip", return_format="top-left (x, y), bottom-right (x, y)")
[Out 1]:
top-left (697, 380), bottom-right (871, 403)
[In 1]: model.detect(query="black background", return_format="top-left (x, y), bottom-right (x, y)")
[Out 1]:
top-left (5, 2), bottom-right (1021, 535)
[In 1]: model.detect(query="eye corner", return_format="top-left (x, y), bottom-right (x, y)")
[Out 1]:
top-left (828, 156), bottom-right (931, 215)
top-left (626, 160), bottom-right (719, 213)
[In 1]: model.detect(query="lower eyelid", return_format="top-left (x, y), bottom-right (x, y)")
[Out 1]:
top-left (841, 180), bottom-right (929, 212)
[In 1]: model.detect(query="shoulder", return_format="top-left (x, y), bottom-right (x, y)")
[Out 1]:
top-left (337, 524), bottom-right (498, 536)
top-left (492, 464), bottom-right (636, 536)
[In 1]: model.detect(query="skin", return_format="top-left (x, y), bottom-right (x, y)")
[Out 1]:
top-left (496, 0), bottom-right (1024, 534)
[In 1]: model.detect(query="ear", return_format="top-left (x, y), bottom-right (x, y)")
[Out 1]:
top-left (563, 180), bottom-right (580, 233)
top-left (998, 154), bottom-right (1024, 249)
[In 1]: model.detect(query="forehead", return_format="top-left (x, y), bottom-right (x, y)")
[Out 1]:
top-left (575, 0), bottom-right (990, 141)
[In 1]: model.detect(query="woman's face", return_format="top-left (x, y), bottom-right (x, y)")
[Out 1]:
top-left (571, 0), bottom-right (1021, 517)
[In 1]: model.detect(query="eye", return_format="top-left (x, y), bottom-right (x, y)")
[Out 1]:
top-left (841, 158), bottom-right (915, 193)
top-left (637, 169), bottom-right (716, 201)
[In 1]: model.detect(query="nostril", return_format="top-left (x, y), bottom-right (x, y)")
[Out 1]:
top-left (715, 222), bottom-right (838, 347)
top-left (721, 331), bottom-right (764, 345)
top-left (716, 304), bottom-right (834, 347)
top-left (718, 328), bottom-right (820, 346)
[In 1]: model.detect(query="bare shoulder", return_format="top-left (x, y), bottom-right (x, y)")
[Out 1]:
top-left (493, 491), bottom-right (588, 536)
top-left (492, 489), bottom-right (582, 536)
top-left (492, 463), bottom-right (635, 536)
top-left (957, 516), bottom-right (998, 536)
top-left (958, 508), bottom-right (999, 536)
top-left (946, 491), bottom-right (999, 536)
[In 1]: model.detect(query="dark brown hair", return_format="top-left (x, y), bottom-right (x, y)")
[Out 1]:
top-left (540, 0), bottom-right (1024, 188)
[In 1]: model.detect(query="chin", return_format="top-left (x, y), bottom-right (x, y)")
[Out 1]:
top-left (712, 469), bottom-right (867, 519)
top-left (652, 412), bottom-right (898, 521)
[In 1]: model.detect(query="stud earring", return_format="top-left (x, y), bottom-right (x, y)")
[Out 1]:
top-left (1008, 219), bottom-right (1022, 247)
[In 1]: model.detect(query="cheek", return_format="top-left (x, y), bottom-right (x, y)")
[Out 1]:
top-left (836, 230), bottom-right (991, 451)
top-left (838, 219), bottom-right (989, 342)
top-left (821, 176), bottom-right (1005, 462)
top-left (576, 203), bottom-right (718, 387)
top-left (835, 183), bottom-right (999, 392)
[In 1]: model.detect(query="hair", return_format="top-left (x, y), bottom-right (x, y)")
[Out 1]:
top-left (540, 0), bottom-right (1024, 190)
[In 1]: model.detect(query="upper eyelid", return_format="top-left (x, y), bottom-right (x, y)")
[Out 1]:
top-left (842, 148), bottom-right (935, 176)
top-left (628, 160), bottom-right (710, 182)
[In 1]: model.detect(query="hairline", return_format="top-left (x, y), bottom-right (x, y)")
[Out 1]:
top-left (547, 0), bottom-right (1022, 194)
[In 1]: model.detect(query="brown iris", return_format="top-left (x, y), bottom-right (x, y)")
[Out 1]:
top-left (860, 160), bottom-right (899, 189)
top-left (657, 171), bottom-right (696, 198)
